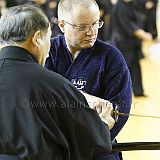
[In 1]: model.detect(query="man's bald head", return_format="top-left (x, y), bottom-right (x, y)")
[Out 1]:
top-left (58, 0), bottom-right (99, 20)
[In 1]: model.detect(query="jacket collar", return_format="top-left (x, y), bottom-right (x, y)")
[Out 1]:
top-left (0, 46), bottom-right (37, 63)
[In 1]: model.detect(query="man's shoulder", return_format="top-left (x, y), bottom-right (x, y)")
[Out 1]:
top-left (95, 39), bottom-right (116, 49)
top-left (95, 39), bottom-right (128, 68)
top-left (37, 67), bottom-right (83, 98)
top-left (31, 64), bottom-right (62, 80)
top-left (26, 63), bottom-right (72, 89)
top-left (95, 39), bottom-right (122, 57)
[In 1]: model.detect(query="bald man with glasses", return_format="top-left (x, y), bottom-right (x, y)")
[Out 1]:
top-left (45, 0), bottom-right (132, 159)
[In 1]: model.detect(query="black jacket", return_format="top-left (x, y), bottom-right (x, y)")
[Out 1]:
top-left (0, 46), bottom-right (111, 160)
top-left (109, 1), bottom-right (143, 64)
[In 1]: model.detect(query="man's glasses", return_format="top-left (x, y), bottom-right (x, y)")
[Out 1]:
top-left (64, 20), bottom-right (104, 32)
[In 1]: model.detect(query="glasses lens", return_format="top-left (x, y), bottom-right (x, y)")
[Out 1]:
top-left (76, 20), bottom-right (104, 32)
top-left (92, 20), bottom-right (104, 29)
top-left (77, 25), bottom-right (87, 32)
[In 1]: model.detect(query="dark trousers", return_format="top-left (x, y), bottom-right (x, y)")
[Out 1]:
top-left (128, 52), bottom-right (144, 96)
top-left (121, 45), bottom-right (144, 96)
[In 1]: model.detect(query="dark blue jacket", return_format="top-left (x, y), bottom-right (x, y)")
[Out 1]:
top-left (45, 36), bottom-right (132, 160)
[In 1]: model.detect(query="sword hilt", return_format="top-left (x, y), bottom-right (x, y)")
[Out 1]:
top-left (113, 105), bottom-right (120, 122)
top-left (113, 106), bottom-right (160, 121)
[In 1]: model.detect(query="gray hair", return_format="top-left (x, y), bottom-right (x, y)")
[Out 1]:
top-left (0, 4), bottom-right (49, 45)
top-left (58, 0), bottom-right (99, 20)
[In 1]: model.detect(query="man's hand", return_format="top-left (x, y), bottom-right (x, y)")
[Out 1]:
top-left (98, 101), bottom-right (115, 130)
top-left (134, 29), bottom-right (153, 41)
top-left (81, 91), bottom-right (115, 129)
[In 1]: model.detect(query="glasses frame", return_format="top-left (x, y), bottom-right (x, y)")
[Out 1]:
top-left (63, 19), bottom-right (104, 32)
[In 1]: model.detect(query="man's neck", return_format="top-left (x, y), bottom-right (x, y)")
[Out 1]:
top-left (72, 51), bottom-right (81, 60)
top-left (67, 45), bottom-right (81, 60)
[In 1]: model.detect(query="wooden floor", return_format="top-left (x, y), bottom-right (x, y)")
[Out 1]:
top-left (117, 3), bottom-right (160, 160)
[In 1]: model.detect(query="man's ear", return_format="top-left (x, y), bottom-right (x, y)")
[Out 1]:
top-left (58, 20), bottom-right (65, 33)
top-left (32, 31), bottom-right (42, 48)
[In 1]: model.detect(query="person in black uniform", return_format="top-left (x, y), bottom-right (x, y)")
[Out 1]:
top-left (134, 0), bottom-right (158, 39)
top-left (108, 0), bottom-right (153, 97)
top-left (0, 4), bottom-right (112, 160)
top-left (139, 0), bottom-right (158, 39)
top-left (145, 0), bottom-right (158, 39)
top-left (96, 0), bottom-right (113, 41)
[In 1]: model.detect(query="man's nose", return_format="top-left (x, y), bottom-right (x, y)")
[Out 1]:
top-left (86, 25), bottom-right (95, 35)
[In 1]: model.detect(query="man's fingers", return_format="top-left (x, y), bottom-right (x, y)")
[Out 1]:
top-left (100, 105), bottom-right (111, 117)
top-left (102, 102), bottom-right (113, 113)
top-left (99, 106), bottom-right (115, 130)
top-left (96, 100), bottom-right (102, 114)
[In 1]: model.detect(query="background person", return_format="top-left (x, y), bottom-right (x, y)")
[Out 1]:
top-left (107, 0), bottom-right (153, 97)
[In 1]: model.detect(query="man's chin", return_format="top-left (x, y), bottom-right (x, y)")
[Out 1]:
top-left (82, 42), bottom-right (95, 49)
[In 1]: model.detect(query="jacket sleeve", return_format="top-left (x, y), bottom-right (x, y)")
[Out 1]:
top-left (55, 80), bottom-right (112, 160)
top-left (103, 47), bottom-right (132, 140)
